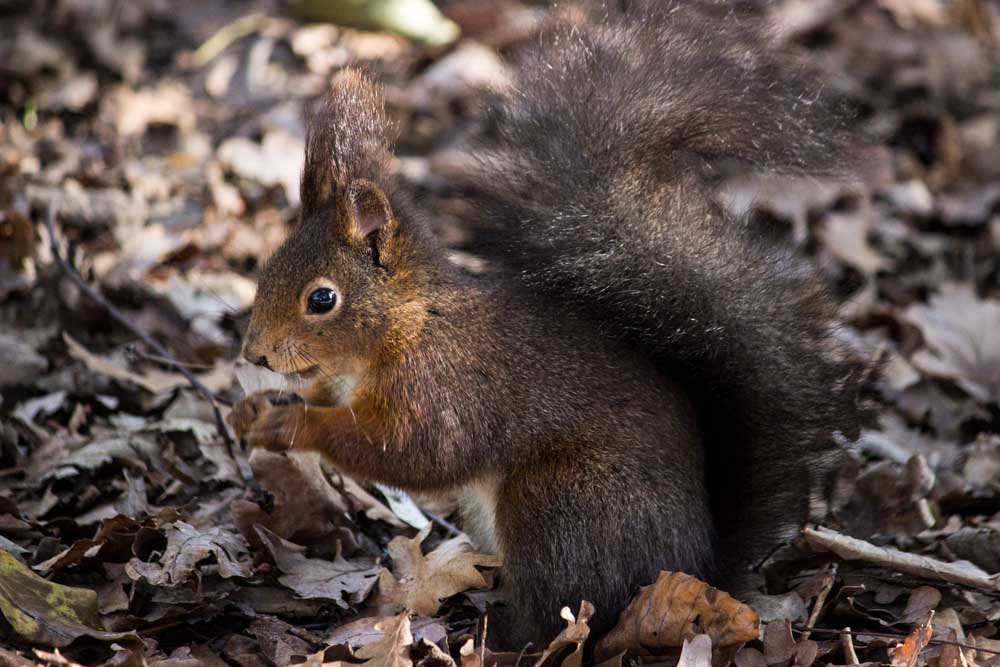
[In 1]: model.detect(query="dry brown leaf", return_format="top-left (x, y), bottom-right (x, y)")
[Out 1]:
top-left (63, 333), bottom-right (233, 394)
top-left (378, 526), bottom-right (500, 616)
top-left (232, 450), bottom-right (351, 543)
top-left (937, 629), bottom-right (969, 667)
top-left (817, 211), bottom-right (890, 276)
top-left (677, 634), bottom-right (713, 667)
top-left (903, 284), bottom-right (1000, 405)
top-left (356, 613), bottom-right (414, 667)
top-left (900, 586), bottom-right (941, 624)
top-left (734, 646), bottom-right (767, 667)
top-left (595, 572), bottom-right (760, 660)
top-left (124, 520), bottom-right (252, 586)
top-left (534, 601), bottom-right (594, 667)
top-left (762, 621), bottom-right (817, 667)
top-left (889, 611), bottom-right (934, 667)
top-left (458, 639), bottom-right (481, 667)
top-left (255, 525), bottom-right (380, 607)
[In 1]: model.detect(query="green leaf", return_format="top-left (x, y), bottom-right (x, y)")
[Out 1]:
top-left (295, 0), bottom-right (460, 46)
top-left (0, 550), bottom-right (136, 647)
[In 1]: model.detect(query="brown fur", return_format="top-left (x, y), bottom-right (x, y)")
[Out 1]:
top-left (235, 2), bottom-right (866, 649)
top-left (236, 70), bottom-right (714, 649)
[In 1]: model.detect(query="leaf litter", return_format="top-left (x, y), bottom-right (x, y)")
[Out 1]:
top-left (1, 1), bottom-right (1000, 666)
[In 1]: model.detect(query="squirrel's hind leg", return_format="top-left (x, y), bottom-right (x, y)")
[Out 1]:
top-left (486, 454), bottom-right (715, 651)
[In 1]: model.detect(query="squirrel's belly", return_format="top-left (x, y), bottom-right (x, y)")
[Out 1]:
top-left (458, 475), bottom-right (501, 556)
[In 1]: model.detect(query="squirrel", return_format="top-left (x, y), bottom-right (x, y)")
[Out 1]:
top-left (229, 2), bottom-right (867, 650)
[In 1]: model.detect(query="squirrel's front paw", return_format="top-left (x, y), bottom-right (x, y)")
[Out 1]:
top-left (244, 403), bottom-right (309, 452)
top-left (228, 392), bottom-right (277, 440)
top-left (228, 392), bottom-right (307, 452)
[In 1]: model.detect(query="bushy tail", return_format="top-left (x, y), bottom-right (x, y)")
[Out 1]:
top-left (467, 2), bottom-right (866, 590)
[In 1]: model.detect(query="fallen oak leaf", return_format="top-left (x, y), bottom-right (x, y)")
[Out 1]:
top-left (594, 571), bottom-right (760, 661)
top-left (0, 549), bottom-right (136, 647)
top-left (356, 613), bottom-right (414, 667)
top-left (255, 525), bottom-right (380, 607)
top-left (378, 525), bottom-right (500, 616)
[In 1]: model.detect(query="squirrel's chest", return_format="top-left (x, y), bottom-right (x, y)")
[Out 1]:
top-left (457, 475), bottom-right (501, 556)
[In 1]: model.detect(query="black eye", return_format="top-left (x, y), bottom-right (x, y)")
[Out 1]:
top-left (306, 288), bottom-right (337, 314)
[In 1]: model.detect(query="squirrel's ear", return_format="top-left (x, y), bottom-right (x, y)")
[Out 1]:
top-left (301, 68), bottom-right (392, 217)
top-left (343, 179), bottom-right (397, 266)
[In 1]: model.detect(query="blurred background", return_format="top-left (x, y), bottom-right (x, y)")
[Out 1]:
top-left (1, 1), bottom-right (1000, 665)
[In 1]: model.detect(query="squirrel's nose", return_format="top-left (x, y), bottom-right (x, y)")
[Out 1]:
top-left (243, 349), bottom-right (271, 370)
top-left (241, 336), bottom-right (272, 370)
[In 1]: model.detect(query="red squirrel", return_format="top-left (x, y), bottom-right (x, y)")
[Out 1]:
top-left (230, 2), bottom-right (866, 649)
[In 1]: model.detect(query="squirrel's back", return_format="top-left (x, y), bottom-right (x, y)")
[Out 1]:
top-left (465, 1), bottom-right (867, 590)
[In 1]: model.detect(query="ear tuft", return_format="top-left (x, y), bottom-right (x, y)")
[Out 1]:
top-left (300, 68), bottom-right (394, 217)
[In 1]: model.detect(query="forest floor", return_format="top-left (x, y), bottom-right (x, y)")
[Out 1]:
top-left (0, 1), bottom-right (999, 666)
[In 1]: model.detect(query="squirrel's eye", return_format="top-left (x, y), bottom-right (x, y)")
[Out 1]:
top-left (306, 288), bottom-right (337, 314)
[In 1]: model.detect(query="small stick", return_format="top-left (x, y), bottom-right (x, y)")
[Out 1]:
top-left (841, 626), bottom-right (859, 665)
top-left (44, 206), bottom-right (247, 484)
top-left (126, 345), bottom-right (215, 372)
top-left (802, 562), bottom-right (838, 640)
top-left (795, 627), bottom-right (1000, 657)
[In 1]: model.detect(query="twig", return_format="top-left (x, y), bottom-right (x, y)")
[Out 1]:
top-left (803, 525), bottom-right (1000, 591)
top-left (840, 626), bottom-right (859, 665)
top-left (802, 562), bottom-right (838, 640)
top-left (44, 206), bottom-right (246, 485)
top-left (794, 627), bottom-right (1000, 657)
top-left (126, 345), bottom-right (214, 372)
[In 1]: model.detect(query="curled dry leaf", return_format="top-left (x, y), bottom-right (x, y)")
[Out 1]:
top-left (378, 525), bottom-right (500, 616)
top-left (889, 611), bottom-right (934, 667)
top-left (0, 549), bottom-right (135, 647)
top-left (595, 571), bottom-right (759, 660)
top-left (357, 613), bottom-right (414, 667)
top-left (535, 601), bottom-right (594, 667)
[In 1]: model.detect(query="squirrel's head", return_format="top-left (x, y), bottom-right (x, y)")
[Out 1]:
top-left (242, 69), bottom-right (431, 381)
